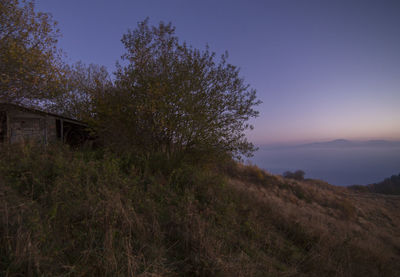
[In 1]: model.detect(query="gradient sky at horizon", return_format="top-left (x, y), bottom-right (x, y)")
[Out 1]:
top-left (36, 0), bottom-right (400, 145)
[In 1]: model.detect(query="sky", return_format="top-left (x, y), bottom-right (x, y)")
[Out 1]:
top-left (35, 0), bottom-right (400, 145)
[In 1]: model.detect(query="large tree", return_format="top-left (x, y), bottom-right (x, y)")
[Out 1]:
top-left (94, 19), bottom-right (261, 161)
top-left (0, 0), bottom-right (64, 104)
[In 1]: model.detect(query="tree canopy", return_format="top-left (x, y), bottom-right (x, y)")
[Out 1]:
top-left (0, 0), bottom-right (64, 104)
top-left (92, 19), bottom-right (260, 162)
top-left (48, 62), bottom-right (111, 120)
top-left (0, 8), bottom-right (260, 164)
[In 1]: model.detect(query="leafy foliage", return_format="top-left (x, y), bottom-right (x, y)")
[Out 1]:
top-left (93, 19), bottom-right (260, 162)
top-left (0, 0), bottom-right (65, 104)
top-left (48, 62), bottom-right (112, 120)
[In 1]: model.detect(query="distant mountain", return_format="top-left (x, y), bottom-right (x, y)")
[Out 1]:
top-left (297, 139), bottom-right (400, 149)
top-left (259, 139), bottom-right (400, 151)
top-left (301, 139), bottom-right (354, 148)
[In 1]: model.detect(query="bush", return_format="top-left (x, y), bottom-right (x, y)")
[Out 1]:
top-left (283, 170), bottom-right (305, 181)
top-left (89, 19), bottom-right (261, 165)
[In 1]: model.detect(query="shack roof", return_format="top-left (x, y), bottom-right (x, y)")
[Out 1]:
top-left (0, 102), bottom-right (88, 126)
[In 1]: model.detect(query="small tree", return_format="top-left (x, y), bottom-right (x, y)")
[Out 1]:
top-left (0, 0), bottom-right (65, 104)
top-left (94, 19), bottom-right (261, 163)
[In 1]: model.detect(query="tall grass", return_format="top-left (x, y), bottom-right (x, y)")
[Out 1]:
top-left (0, 144), bottom-right (399, 276)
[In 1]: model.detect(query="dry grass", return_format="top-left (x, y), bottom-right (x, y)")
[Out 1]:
top-left (230, 163), bottom-right (400, 276)
top-left (0, 144), bottom-right (399, 276)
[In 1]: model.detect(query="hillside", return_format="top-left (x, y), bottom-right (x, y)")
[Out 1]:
top-left (1, 144), bottom-right (400, 276)
top-left (229, 165), bottom-right (400, 276)
top-left (369, 173), bottom-right (400, 195)
top-left (349, 173), bottom-right (400, 195)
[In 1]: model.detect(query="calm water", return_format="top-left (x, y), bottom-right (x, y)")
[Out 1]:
top-left (251, 144), bottom-right (400, 186)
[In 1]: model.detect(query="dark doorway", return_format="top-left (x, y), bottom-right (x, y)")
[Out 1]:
top-left (0, 111), bottom-right (6, 143)
top-left (56, 119), bottom-right (62, 139)
top-left (63, 121), bottom-right (89, 146)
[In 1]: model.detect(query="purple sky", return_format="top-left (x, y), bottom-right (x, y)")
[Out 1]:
top-left (36, 0), bottom-right (400, 145)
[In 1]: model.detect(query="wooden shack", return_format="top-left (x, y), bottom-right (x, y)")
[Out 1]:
top-left (0, 103), bottom-right (89, 146)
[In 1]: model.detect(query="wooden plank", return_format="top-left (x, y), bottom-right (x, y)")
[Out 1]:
top-left (6, 112), bottom-right (10, 143)
top-left (61, 119), bottom-right (64, 142)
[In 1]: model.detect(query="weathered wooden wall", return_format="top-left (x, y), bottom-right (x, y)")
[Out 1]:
top-left (3, 107), bottom-right (57, 144)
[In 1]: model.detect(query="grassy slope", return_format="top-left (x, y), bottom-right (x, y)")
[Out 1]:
top-left (349, 173), bottom-right (400, 195)
top-left (0, 144), bottom-right (399, 276)
top-left (230, 165), bottom-right (400, 276)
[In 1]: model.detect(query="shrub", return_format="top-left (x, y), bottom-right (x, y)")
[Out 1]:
top-left (283, 170), bottom-right (305, 181)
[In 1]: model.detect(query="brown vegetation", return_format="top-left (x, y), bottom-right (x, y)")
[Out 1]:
top-left (1, 144), bottom-right (399, 276)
